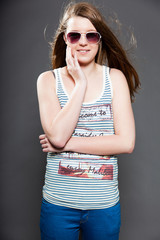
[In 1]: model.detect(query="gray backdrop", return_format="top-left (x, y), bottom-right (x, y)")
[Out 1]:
top-left (1, 0), bottom-right (160, 239)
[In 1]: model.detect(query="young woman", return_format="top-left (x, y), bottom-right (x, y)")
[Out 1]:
top-left (37, 2), bottom-right (140, 240)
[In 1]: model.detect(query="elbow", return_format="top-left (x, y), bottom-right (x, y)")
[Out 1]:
top-left (49, 135), bottom-right (67, 149)
top-left (125, 139), bottom-right (135, 154)
top-left (46, 128), bottom-right (67, 149)
top-left (127, 144), bottom-right (134, 154)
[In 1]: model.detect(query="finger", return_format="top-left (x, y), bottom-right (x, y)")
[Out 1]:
top-left (42, 148), bottom-right (48, 152)
top-left (42, 143), bottom-right (48, 148)
top-left (74, 51), bottom-right (79, 67)
top-left (70, 47), bottom-right (75, 58)
top-left (65, 47), bottom-right (71, 70)
top-left (39, 134), bottom-right (46, 139)
top-left (42, 146), bottom-right (53, 153)
top-left (41, 137), bottom-right (50, 143)
top-left (40, 139), bottom-right (46, 144)
top-left (66, 46), bottom-right (71, 63)
top-left (42, 146), bottom-right (50, 152)
top-left (66, 47), bottom-right (74, 74)
top-left (65, 45), bottom-right (69, 61)
top-left (68, 46), bottom-right (74, 66)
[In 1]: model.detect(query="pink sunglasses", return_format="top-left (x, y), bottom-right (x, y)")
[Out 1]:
top-left (66, 31), bottom-right (102, 44)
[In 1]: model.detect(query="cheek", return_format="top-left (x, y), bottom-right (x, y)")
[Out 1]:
top-left (92, 45), bottom-right (99, 56)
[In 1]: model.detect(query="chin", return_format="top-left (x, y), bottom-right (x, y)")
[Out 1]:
top-left (78, 57), bottom-right (95, 65)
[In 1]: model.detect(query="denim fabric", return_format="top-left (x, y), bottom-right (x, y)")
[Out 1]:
top-left (40, 198), bottom-right (121, 240)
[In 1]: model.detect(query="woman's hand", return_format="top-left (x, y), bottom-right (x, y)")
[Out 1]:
top-left (39, 134), bottom-right (63, 153)
top-left (65, 46), bottom-right (87, 85)
top-left (37, 46), bottom-right (87, 150)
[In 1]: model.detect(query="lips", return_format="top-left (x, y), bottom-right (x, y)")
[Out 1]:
top-left (77, 49), bottom-right (90, 53)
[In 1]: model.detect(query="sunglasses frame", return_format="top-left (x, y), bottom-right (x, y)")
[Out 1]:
top-left (66, 31), bottom-right (102, 44)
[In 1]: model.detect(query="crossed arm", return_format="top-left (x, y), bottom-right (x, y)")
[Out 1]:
top-left (37, 65), bottom-right (135, 156)
top-left (37, 46), bottom-right (135, 156)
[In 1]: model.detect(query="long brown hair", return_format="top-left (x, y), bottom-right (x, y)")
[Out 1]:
top-left (50, 1), bottom-right (140, 101)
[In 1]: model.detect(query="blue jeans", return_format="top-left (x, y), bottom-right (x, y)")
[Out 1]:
top-left (40, 198), bottom-right (121, 240)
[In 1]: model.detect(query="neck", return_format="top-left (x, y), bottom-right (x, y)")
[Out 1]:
top-left (79, 61), bottom-right (98, 79)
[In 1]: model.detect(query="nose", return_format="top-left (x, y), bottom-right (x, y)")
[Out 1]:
top-left (79, 33), bottom-right (88, 45)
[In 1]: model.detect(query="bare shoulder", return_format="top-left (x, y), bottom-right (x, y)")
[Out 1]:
top-left (110, 68), bottom-right (127, 85)
top-left (37, 70), bottom-right (56, 90)
top-left (109, 68), bottom-right (130, 96)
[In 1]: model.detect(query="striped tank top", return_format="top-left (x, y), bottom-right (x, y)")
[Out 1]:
top-left (42, 65), bottom-right (119, 210)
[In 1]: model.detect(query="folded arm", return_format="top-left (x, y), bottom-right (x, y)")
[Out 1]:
top-left (40, 69), bottom-right (135, 155)
top-left (37, 47), bottom-right (87, 149)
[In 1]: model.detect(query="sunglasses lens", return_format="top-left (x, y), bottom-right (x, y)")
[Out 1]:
top-left (67, 32), bottom-right (81, 44)
top-left (86, 32), bottom-right (100, 43)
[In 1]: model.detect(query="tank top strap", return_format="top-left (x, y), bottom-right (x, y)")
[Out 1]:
top-left (52, 68), bottom-right (68, 106)
top-left (103, 65), bottom-right (113, 101)
top-left (51, 68), bottom-right (60, 95)
top-left (52, 66), bottom-right (113, 106)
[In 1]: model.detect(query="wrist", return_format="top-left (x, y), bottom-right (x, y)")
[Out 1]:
top-left (75, 78), bottom-right (87, 88)
top-left (64, 137), bottom-right (75, 152)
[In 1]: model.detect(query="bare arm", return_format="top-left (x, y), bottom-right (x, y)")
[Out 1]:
top-left (65, 69), bottom-right (135, 155)
top-left (40, 69), bottom-right (135, 155)
top-left (37, 47), bottom-right (87, 149)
